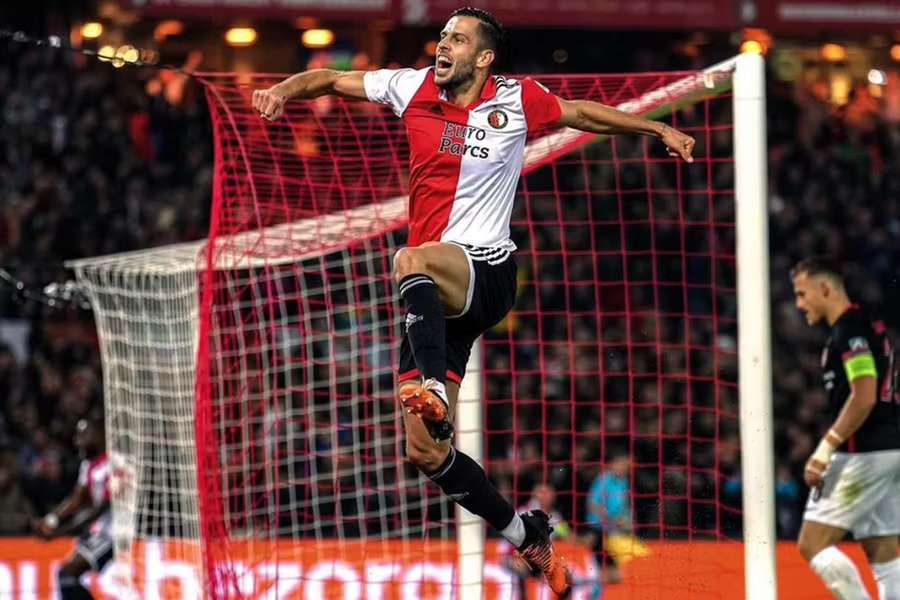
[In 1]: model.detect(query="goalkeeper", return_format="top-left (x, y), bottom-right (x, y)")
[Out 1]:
top-left (253, 6), bottom-right (694, 596)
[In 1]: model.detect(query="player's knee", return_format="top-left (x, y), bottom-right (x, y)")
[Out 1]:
top-left (798, 535), bottom-right (826, 562)
top-left (58, 554), bottom-right (91, 579)
top-left (58, 561), bottom-right (80, 578)
top-left (393, 248), bottom-right (430, 283)
top-left (405, 440), bottom-right (445, 473)
top-left (863, 542), bottom-right (897, 564)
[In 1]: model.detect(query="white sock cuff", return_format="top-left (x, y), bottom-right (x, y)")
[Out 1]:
top-left (809, 546), bottom-right (850, 573)
top-left (500, 513), bottom-right (526, 548)
top-left (873, 557), bottom-right (900, 580)
top-left (810, 546), bottom-right (846, 572)
top-left (809, 546), bottom-right (871, 600)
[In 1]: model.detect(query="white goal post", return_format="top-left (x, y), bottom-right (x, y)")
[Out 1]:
top-left (733, 52), bottom-right (777, 600)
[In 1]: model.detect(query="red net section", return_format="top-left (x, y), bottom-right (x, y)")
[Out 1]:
top-left (195, 67), bottom-right (737, 599)
top-left (487, 78), bottom-right (739, 598)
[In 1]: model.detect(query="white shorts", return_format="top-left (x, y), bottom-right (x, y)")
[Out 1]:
top-left (803, 450), bottom-right (900, 539)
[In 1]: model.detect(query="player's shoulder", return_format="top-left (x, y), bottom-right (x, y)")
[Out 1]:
top-left (366, 66), bottom-right (432, 87)
top-left (376, 66), bottom-right (431, 76)
top-left (492, 74), bottom-right (520, 89)
top-left (500, 75), bottom-right (555, 94)
top-left (833, 306), bottom-right (877, 346)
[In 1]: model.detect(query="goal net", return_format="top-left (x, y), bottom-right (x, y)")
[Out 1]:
top-left (69, 56), bottom-right (771, 600)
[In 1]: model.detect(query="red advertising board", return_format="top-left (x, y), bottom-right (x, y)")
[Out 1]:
top-left (0, 538), bottom-right (879, 599)
top-left (423, 0), bottom-right (737, 29)
top-left (755, 0), bottom-right (900, 30)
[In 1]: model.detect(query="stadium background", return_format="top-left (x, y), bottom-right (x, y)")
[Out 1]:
top-left (0, 0), bottom-right (898, 597)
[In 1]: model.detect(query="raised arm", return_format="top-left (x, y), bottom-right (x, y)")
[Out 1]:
top-left (557, 97), bottom-right (696, 163)
top-left (252, 69), bottom-right (367, 121)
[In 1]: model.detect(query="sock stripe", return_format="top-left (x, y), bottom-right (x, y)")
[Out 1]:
top-left (428, 447), bottom-right (457, 481)
top-left (400, 275), bottom-right (432, 286)
top-left (400, 278), bottom-right (433, 295)
top-left (399, 275), bottom-right (435, 296)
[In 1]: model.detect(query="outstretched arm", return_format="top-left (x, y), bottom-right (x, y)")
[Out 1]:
top-left (252, 69), bottom-right (367, 121)
top-left (557, 98), bottom-right (696, 162)
top-left (34, 485), bottom-right (89, 539)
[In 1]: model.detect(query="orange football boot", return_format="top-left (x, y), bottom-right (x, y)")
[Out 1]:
top-left (399, 377), bottom-right (449, 422)
top-left (517, 510), bottom-right (573, 598)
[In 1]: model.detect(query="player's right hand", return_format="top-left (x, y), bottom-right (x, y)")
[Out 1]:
top-left (33, 518), bottom-right (55, 540)
top-left (252, 87), bottom-right (287, 121)
top-left (804, 457), bottom-right (827, 491)
top-left (660, 124), bottom-right (695, 163)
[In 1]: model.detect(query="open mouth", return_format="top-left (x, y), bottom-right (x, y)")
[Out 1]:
top-left (435, 55), bottom-right (453, 75)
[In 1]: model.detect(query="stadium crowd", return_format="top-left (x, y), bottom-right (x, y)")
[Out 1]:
top-left (0, 40), bottom-right (211, 526)
top-left (0, 27), bottom-right (898, 547)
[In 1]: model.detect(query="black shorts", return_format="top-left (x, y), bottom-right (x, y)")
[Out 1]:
top-left (76, 531), bottom-right (114, 571)
top-left (591, 527), bottom-right (620, 568)
top-left (398, 246), bottom-right (517, 384)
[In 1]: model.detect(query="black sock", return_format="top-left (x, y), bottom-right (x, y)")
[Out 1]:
top-left (399, 273), bottom-right (446, 384)
top-left (58, 574), bottom-right (94, 600)
top-left (428, 447), bottom-right (515, 533)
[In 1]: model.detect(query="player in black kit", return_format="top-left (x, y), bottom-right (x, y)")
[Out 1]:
top-left (792, 258), bottom-right (900, 600)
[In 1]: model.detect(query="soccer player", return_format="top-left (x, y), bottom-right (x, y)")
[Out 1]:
top-left (792, 258), bottom-right (900, 600)
top-left (34, 418), bottom-right (111, 600)
top-left (253, 7), bottom-right (695, 595)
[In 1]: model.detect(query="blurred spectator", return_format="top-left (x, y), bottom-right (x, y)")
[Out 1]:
top-left (585, 450), bottom-right (633, 584)
top-left (0, 35), bottom-right (211, 514)
top-left (775, 465), bottom-right (802, 539)
top-left (0, 451), bottom-right (35, 535)
top-left (522, 483), bottom-right (571, 539)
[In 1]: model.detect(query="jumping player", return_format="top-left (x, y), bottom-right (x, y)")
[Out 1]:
top-left (253, 7), bottom-right (695, 595)
top-left (792, 258), bottom-right (900, 600)
top-left (35, 418), bottom-right (111, 600)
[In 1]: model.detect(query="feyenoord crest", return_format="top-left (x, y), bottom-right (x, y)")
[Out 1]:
top-left (487, 109), bottom-right (508, 129)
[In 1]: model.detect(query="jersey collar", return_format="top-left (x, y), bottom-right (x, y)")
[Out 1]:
top-left (833, 303), bottom-right (860, 327)
top-left (435, 72), bottom-right (498, 110)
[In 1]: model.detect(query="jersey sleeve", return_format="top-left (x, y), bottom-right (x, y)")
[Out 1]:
top-left (839, 327), bottom-right (878, 382)
top-left (520, 77), bottom-right (562, 133)
top-left (77, 460), bottom-right (89, 488)
top-left (363, 68), bottom-right (428, 117)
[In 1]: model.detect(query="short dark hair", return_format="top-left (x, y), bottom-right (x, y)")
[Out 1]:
top-left (450, 7), bottom-right (506, 57)
top-left (790, 257), bottom-right (844, 285)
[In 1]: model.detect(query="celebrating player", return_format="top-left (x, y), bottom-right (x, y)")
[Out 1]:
top-left (34, 417), bottom-right (111, 600)
top-left (253, 7), bottom-right (695, 595)
top-left (792, 258), bottom-right (900, 600)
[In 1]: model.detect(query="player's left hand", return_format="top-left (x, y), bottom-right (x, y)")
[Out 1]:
top-left (804, 457), bottom-right (827, 490)
top-left (660, 124), bottom-right (695, 163)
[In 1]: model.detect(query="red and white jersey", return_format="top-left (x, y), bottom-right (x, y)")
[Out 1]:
top-left (78, 453), bottom-right (111, 535)
top-left (363, 67), bottom-right (561, 256)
